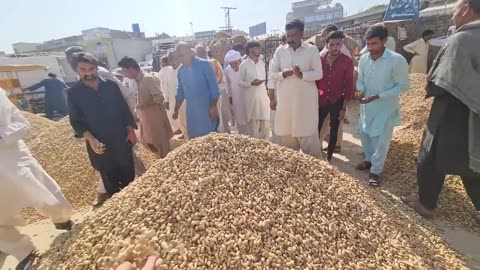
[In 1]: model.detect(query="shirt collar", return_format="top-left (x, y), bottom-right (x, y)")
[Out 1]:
top-left (288, 41), bottom-right (308, 51)
top-left (368, 47), bottom-right (391, 61)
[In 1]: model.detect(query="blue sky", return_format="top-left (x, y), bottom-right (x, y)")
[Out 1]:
top-left (1, 0), bottom-right (388, 53)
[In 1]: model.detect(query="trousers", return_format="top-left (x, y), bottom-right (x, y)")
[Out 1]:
top-left (359, 119), bottom-right (395, 175)
top-left (246, 120), bottom-right (270, 140)
top-left (278, 133), bottom-right (323, 159)
top-left (99, 164), bottom-right (135, 195)
top-left (318, 99), bottom-right (344, 159)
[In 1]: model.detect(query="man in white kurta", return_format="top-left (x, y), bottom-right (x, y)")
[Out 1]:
top-left (403, 30), bottom-right (435, 74)
top-left (224, 50), bottom-right (248, 135)
top-left (158, 55), bottom-right (181, 134)
top-left (167, 51), bottom-right (188, 140)
top-left (238, 42), bottom-right (271, 140)
top-left (0, 89), bottom-right (72, 268)
top-left (270, 20), bottom-right (323, 158)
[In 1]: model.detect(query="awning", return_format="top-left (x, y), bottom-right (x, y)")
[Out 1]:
top-left (0, 65), bottom-right (48, 72)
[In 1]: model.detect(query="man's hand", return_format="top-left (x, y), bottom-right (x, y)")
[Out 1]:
top-left (209, 105), bottom-right (218, 120)
top-left (293, 65), bottom-right (303, 79)
top-left (251, 79), bottom-right (265, 86)
top-left (165, 101), bottom-right (170, 111)
top-left (282, 69), bottom-right (294, 78)
top-left (354, 91), bottom-right (365, 101)
top-left (339, 108), bottom-right (346, 121)
top-left (87, 137), bottom-right (105, 155)
top-left (126, 127), bottom-right (137, 146)
top-left (360, 94), bottom-right (380, 104)
top-left (172, 111), bottom-right (179, 120)
top-left (270, 99), bottom-right (277, 111)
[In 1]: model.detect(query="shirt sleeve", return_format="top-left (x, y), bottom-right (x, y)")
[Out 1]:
top-left (145, 76), bottom-right (164, 105)
top-left (203, 62), bottom-right (220, 101)
top-left (379, 56), bottom-right (410, 99)
top-left (270, 47), bottom-right (285, 81)
top-left (67, 90), bottom-right (88, 138)
top-left (344, 58), bottom-right (355, 101)
top-left (302, 47), bottom-right (323, 82)
top-left (340, 44), bottom-right (352, 58)
top-left (0, 107), bottom-right (30, 144)
top-left (356, 56), bottom-right (366, 92)
top-left (26, 80), bottom-right (46, 91)
top-left (176, 71), bottom-right (185, 103)
top-left (403, 40), bottom-right (418, 54)
top-left (225, 70), bottom-right (233, 96)
top-left (238, 62), bottom-right (252, 88)
top-left (112, 83), bottom-right (137, 129)
top-left (160, 71), bottom-right (169, 102)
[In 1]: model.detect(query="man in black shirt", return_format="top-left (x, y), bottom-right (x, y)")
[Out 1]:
top-left (67, 52), bottom-right (137, 199)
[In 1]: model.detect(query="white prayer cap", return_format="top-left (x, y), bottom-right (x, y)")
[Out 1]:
top-left (224, 50), bottom-right (241, 65)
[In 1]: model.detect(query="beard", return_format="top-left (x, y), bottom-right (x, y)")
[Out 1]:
top-left (82, 74), bottom-right (98, 81)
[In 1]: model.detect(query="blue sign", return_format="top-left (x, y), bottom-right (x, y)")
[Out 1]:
top-left (249, 22), bottom-right (267, 38)
top-left (383, 0), bottom-right (419, 21)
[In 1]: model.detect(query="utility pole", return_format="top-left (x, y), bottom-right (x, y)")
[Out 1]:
top-left (220, 7), bottom-right (237, 35)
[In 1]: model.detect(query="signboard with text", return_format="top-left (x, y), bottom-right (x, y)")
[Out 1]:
top-left (249, 22), bottom-right (267, 38)
top-left (383, 0), bottom-right (419, 21)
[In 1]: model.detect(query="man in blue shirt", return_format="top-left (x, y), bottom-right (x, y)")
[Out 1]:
top-left (25, 73), bottom-right (69, 119)
top-left (173, 42), bottom-right (220, 139)
top-left (355, 24), bottom-right (409, 187)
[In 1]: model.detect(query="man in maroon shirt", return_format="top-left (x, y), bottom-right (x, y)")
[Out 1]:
top-left (316, 31), bottom-right (354, 162)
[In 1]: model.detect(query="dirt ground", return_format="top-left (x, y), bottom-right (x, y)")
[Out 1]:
top-left (1, 111), bottom-right (480, 270)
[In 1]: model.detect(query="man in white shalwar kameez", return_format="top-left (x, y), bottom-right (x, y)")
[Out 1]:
top-left (166, 51), bottom-right (188, 140)
top-left (224, 50), bottom-right (248, 135)
top-left (238, 41), bottom-right (271, 140)
top-left (0, 89), bottom-right (73, 270)
top-left (158, 55), bottom-right (181, 134)
top-left (403, 30), bottom-right (435, 74)
top-left (270, 20), bottom-right (323, 158)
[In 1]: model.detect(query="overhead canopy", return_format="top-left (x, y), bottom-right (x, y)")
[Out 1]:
top-left (0, 64), bottom-right (47, 72)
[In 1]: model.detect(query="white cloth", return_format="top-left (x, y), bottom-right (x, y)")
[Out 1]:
top-left (98, 67), bottom-right (137, 114)
top-left (225, 65), bottom-right (248, 126)
top-left (158, 66), bottom-right (181, 131)
top-left (0, 92), bottom-right (71, 226)
top-left (403, 38), bottom-right (429, 74)
top-left (224, 50), bottom-right (242, 65)
top-left (246, 120), bottom-right (270, 140)
top-left (0, 90), bottom-right (71, 232)
top-left (320, 44), bottom-right (352, 58)
top-left (0, 226), bottom-right (35, 261)
top-left (238, 58), bottom-right (270, 124)
top-left (270, 41), bottom-right (323, 137)
top-left (267, 61), bottom-right (280, 144)
top-left (277, 134), bottom-right (323, 159)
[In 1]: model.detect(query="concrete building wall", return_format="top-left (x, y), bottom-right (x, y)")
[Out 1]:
top-left (12, 43), bottom-right (41, 54)
top-left (111, 39), bottom-right (153, 67)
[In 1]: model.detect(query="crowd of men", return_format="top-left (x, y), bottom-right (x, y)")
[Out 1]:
top-left (1, 0), bottom-right (479, 268)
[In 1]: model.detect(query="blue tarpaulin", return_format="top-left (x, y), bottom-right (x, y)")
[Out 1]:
top-left (383, 0), bottom-right (420, 21)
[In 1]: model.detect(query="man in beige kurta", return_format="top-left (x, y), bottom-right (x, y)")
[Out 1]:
top-left (403, 30), bottom-right (434, 74)
top-left (118, 57), bottom-right (173, 158)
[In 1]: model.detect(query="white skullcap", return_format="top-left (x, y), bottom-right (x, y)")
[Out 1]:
top-left (224, 50), bottom-right (241, 65)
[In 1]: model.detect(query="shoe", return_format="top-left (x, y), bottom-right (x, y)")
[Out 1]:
top-left (326, 156), bottom-right (332, 164)
top-left (16, 251), bottom-right (37, 270)
top-left (92, 193), bottom-right (110, 207)
top-left (401, 195), bottom-right (434, 219)
top-left (178, 135), bottom-right (185, 140)
top-left (173, 129), bottom-right (182, 135)
top-left (355, 161), bottom-right (372, 171)
top-left (54, 220), bottom-right (74, 231)
top-left (368, 173), bottom-right (381, 187)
